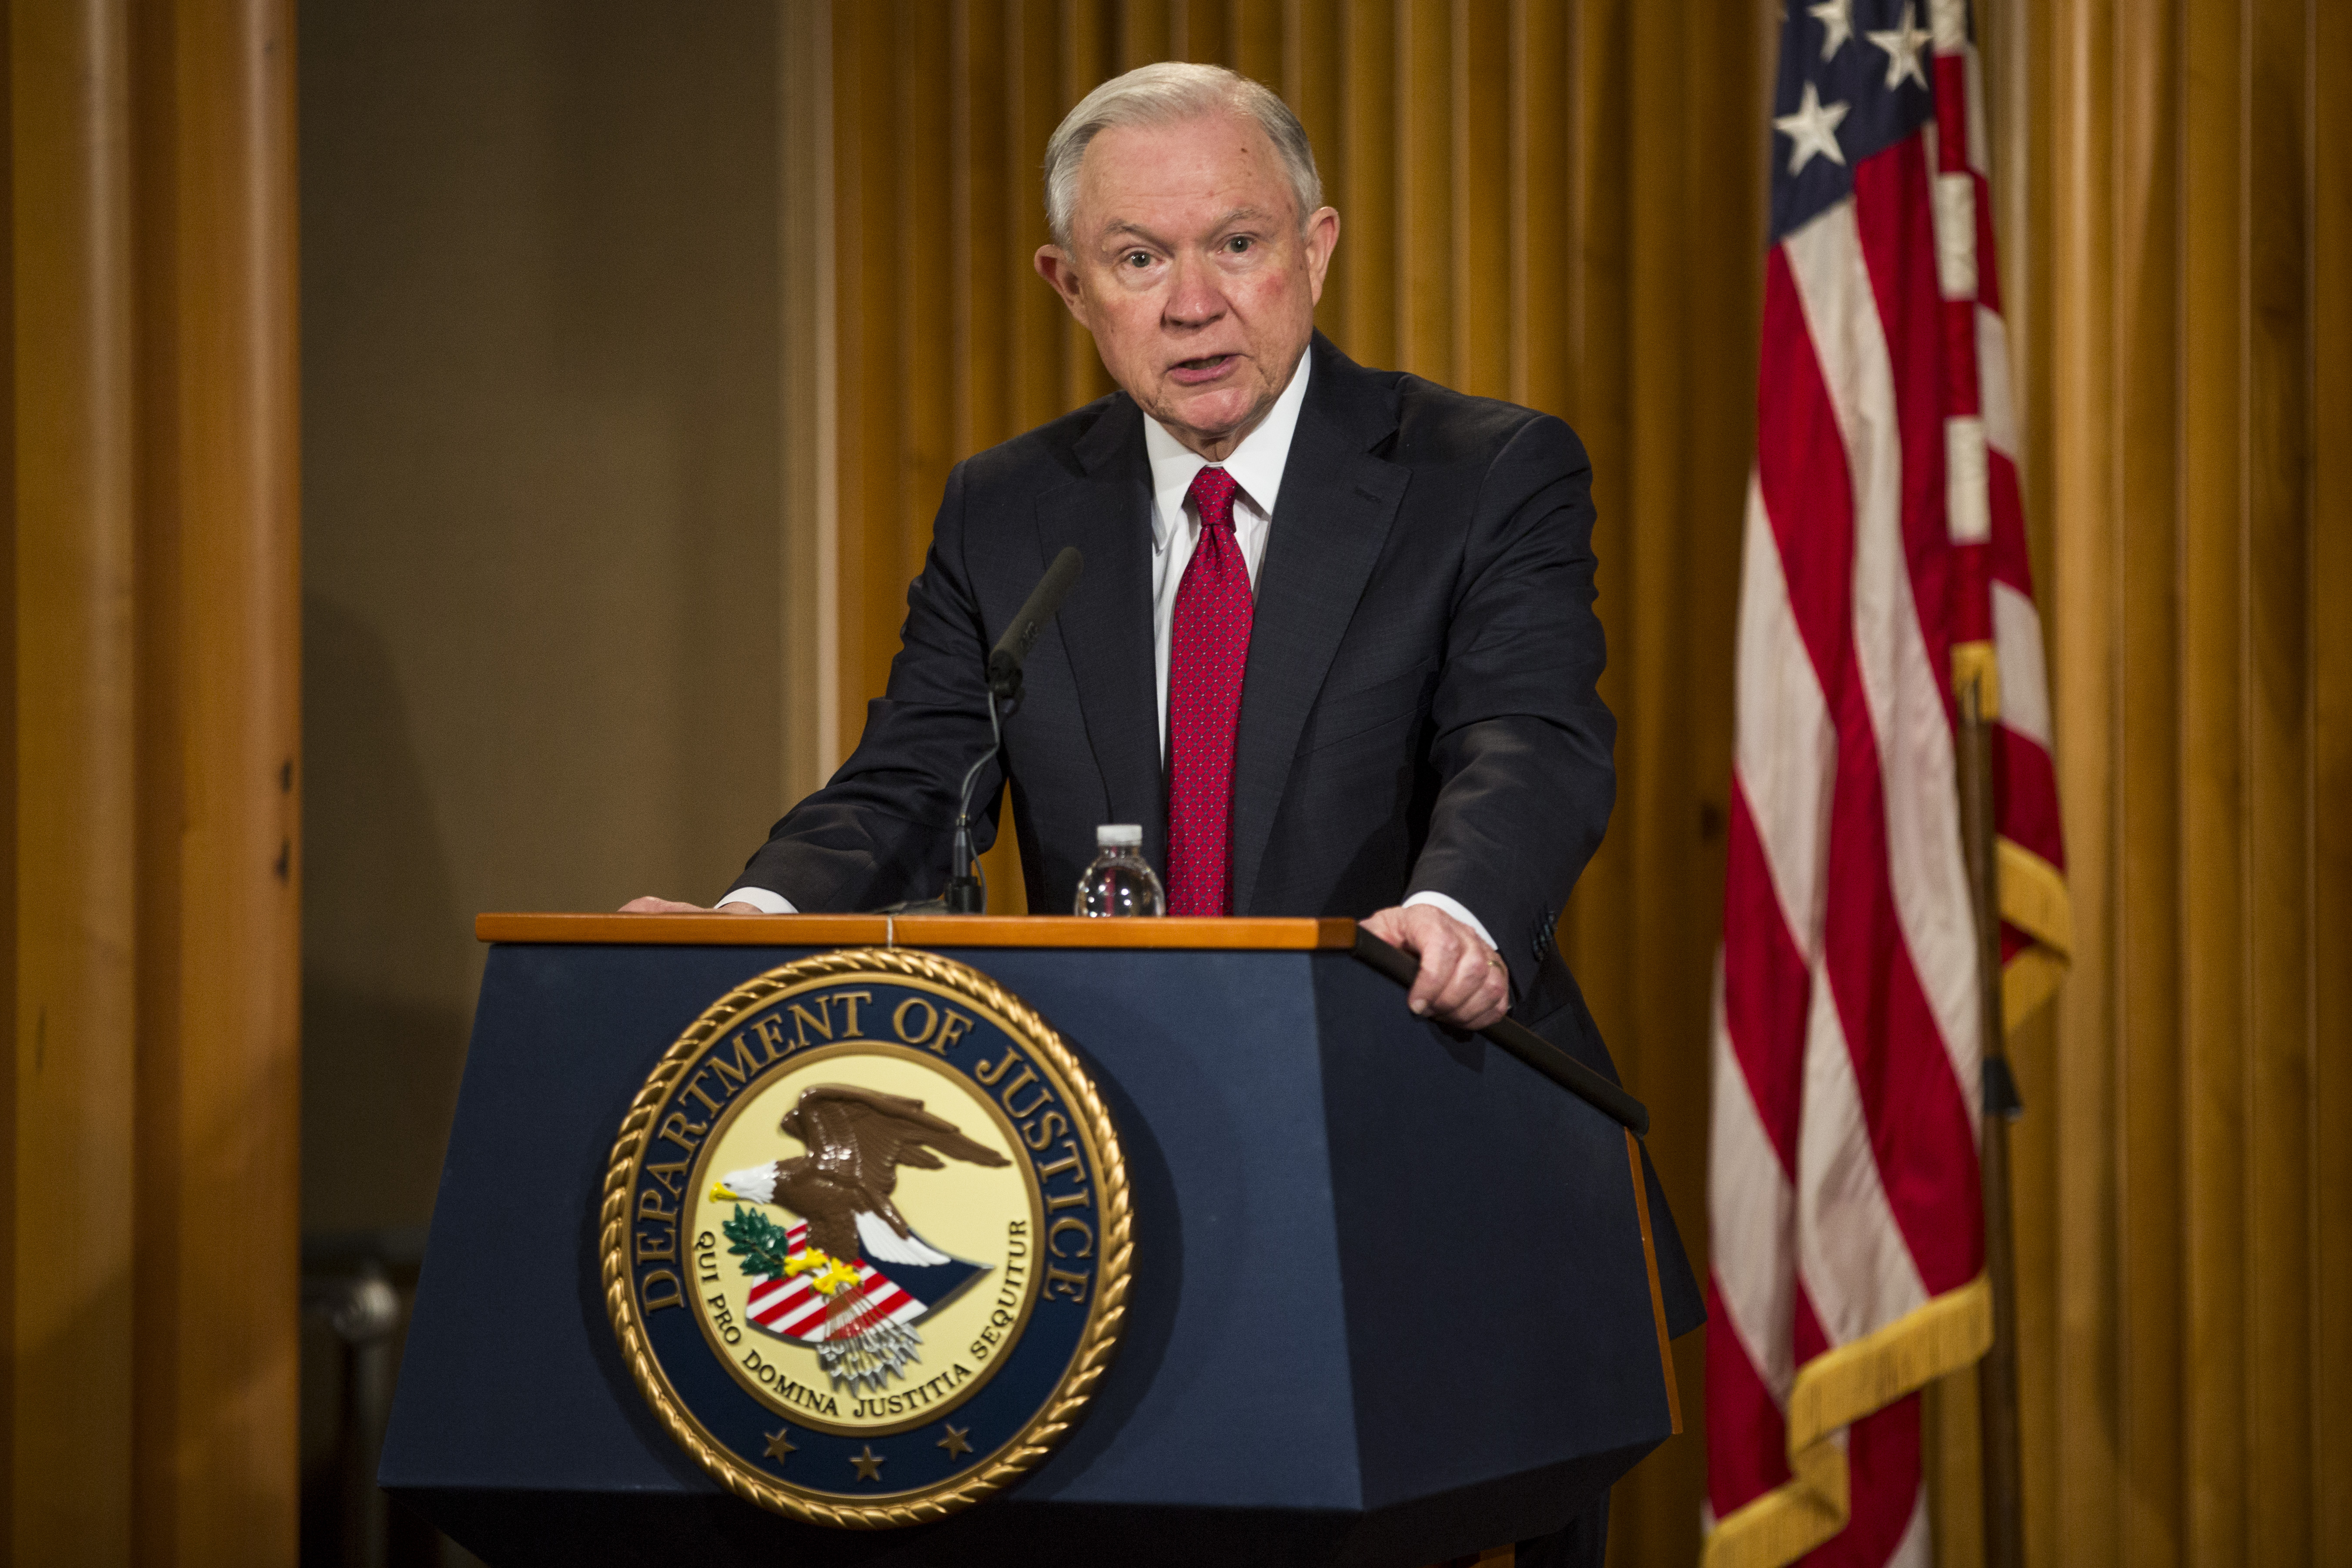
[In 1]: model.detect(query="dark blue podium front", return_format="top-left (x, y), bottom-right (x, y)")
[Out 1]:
top-left (382, 918), bottom-right (1679, 1567)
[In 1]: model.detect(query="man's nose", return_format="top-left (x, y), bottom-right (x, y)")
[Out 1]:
top-left (1161, 253), bottom-right (1226, 329)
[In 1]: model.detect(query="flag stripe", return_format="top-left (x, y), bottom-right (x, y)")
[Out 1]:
top-left (1992, 582), bottom-right (2052, 747)
top-left (1790, 184), bottom-right (1983, 1139)
top-left (1711, 971), bottom-right (1800, 1391)
top-left (1706, 1275), bottom-right (1796, 1515)
top-left (1794, 973), bottom-right (1933, 1343)
top-left (1724, 781), bottom-right (1815, 1173)
top-left (1806, 1401), bottom-right (1926, 1568)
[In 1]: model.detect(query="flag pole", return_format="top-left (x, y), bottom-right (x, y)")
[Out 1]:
top-left (1956, 675), bottom-right (2025, 1568)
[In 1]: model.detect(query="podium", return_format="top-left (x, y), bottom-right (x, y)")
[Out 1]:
top-left (383, 915), bottom-right (1682, 1567)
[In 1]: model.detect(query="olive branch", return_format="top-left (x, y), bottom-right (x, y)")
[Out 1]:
top-left (721, 1204), bottom-right (794, 1282)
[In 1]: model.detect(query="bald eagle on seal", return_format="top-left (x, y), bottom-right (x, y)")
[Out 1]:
top-left (715, 1083), bottom-right (1009, 1267)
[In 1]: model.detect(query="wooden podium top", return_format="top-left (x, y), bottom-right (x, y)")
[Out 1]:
top-left (474, 912), bottom-right (1358, 951)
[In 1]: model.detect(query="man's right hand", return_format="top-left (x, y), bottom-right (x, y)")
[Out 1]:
top-left (618, 897), bottom-right (764, 914)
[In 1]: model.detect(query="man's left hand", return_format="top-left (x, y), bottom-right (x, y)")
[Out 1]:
top-left (1360, 903), bottom-right (1510, 1032)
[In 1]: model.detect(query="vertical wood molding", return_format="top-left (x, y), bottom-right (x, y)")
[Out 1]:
top-left (2312, 7), bottom-right (2352, 1563)
top-left (0, 3), bottom-right (13, 1535)
top-left (130, 1), bottom-right (301, 1560)
top-left (9, 1), bottom-right (139, 1560)
top-left (4, 0), bottom-right (301, 1559)
top-left (782, 0), bottom-right (839, 797)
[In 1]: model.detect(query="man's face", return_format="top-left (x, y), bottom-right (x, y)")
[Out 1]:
top-left (1035, 112), bottom-right (1340, 461)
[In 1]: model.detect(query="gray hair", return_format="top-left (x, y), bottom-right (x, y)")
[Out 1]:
top-left (1043, 63), bottom-right (1323, 250)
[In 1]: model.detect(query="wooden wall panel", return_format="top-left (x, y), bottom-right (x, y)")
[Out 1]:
top-left (1974, 0), bottom-right (2352, 1565)
top-left (2314, 5), bottom-right (2352, 1559)
top-left (129, 2), bottom-right (302, 1559)
top-left (3, 0), bottom-right (301, 1561)
top-left (822, 6), bottom-right (2350, 1565)
top-left (9, 2), bottom-right (140, 1557)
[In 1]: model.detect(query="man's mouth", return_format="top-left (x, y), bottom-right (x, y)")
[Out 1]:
top-left (1167, 353), bottom-right (1240, 386)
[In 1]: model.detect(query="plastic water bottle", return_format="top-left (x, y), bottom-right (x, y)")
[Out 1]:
top-left (1073, 825), bottom-right (1166, 917)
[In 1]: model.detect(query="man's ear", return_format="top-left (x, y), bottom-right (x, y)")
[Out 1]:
top-left (1034, 245), bottom-right (1089, 321)
top-left (1303, 207), bottom-right (1341, 306)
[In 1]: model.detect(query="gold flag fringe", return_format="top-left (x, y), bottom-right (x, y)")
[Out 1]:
top-left (1997, 838), bottom-right (2069, 1029)
top-left (1701, 1276), bottom-right (1994, 1568)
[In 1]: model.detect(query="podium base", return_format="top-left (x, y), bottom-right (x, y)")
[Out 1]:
top-left (401, 1448), bottom-right (1639, 1568)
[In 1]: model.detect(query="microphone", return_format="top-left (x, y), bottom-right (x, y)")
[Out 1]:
top-left (987, 547), bottom-right (1084, 702)
top-left (884, 549), bottom-right (1086, 915)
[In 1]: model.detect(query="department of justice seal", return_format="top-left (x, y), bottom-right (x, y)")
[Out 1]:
top-left (601, 948), bottom-right (1131, 1527)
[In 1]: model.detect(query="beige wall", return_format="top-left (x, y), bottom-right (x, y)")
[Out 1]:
top-left (298, 0), bottom-right (792, 1230)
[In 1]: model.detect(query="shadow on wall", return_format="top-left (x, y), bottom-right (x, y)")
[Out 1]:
top-left (301, 593), bottom-right (474, 1234)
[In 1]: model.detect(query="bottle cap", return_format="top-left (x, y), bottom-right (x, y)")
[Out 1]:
top-left (1096, 823), bottom-right (1142, 847)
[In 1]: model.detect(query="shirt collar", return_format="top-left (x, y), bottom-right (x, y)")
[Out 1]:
top-left (1141, 344), bottom-right (1313, 550)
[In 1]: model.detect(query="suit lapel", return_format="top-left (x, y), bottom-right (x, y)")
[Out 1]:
top-left (1228, 341), bottom-right (1407, 914)
top-left (1034, 398), bottom-right (1169, 870)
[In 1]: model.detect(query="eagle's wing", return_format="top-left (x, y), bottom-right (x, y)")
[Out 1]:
top-left (795, 1084), bottom-right (1010, 1214)
top-left (791, 1093), bottom-right (865, 1183)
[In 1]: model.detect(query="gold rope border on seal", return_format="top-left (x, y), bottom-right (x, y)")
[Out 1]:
top-left (598, 947), bottom-right (1135, 1529)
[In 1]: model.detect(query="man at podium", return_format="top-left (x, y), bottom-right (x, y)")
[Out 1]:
top-left (631, 60), bottom-right (1615, 1048)
top-left (620, 60), bottom-right (1685, 1565)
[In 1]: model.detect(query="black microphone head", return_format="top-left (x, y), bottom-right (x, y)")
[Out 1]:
top-left (986, 649), bottom-right (1022, 700)
top-left (987, 547), bottom-right (1086, 695)
top-left (1022, 547), bottom-right (1084, 642)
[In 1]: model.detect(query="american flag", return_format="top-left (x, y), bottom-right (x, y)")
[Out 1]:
top-left (1703, 0), bottom-right (2070, 1565)
top-left (745, 1218), bottom-right (949, 1343)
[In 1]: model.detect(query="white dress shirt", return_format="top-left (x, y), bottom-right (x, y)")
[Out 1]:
top-left (723, 348), bottom-right (1495, 951)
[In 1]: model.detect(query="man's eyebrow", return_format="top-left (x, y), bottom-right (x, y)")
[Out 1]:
top-left (1096, 207), bottom-right (1280, 247)
top-left (1099, 219), bottom-right (1167, 247)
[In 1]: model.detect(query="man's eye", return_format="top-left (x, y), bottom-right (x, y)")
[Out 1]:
top-left (1226, 236), bottom-right (1253, 254)
top-left (1124, 251), bottom-right (1152, 268)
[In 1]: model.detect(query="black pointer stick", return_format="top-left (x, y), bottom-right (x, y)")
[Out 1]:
top-left (1350, 928), bottom-right (1651, 1136)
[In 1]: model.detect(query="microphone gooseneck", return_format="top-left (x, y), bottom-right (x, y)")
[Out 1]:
top-left (914, 549), bottom-right (1085, 914)
top-left (939, 690), bottom-right (1004, 913)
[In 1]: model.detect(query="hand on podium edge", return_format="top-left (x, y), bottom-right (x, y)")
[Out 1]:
top-left (617, 896), bottom-right (766, 915)
top-left (1360, 903), bottom-right (1510, 1033)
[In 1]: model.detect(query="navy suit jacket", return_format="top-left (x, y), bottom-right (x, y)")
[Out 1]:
top-left (735, 333), bottom-right (1700, 1332)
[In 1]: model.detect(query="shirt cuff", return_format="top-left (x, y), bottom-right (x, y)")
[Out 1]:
top-left (1400, 890), bottom-right (1497, 952)
top-left (716, 886), bottom-right (796, 914)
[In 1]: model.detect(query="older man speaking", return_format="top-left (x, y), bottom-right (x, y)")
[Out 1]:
top-left (628, 74), bottom-right (1693, 1552)
top-left (625, 52), bottom-right (1693, 1561)
top-left (633, 62), bottom-right (1617, 1033)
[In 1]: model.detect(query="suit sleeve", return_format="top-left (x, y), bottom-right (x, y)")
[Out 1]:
top-left (1403, 413), bottom-right (1615, 1003)
top-left (727, 461), bottom-right (1007, 910)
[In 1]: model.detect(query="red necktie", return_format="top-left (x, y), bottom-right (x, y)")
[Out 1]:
top-left (1167, 466), bottom-right (1252, 917)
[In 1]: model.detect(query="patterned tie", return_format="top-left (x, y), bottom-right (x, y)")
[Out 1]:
top-left (1167, 466), bottom-right (1253, 917)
